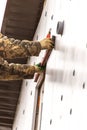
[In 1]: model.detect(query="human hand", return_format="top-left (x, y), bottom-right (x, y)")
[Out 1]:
top-left (34, 63), bottom-right (46, 73)
top-left (40, 38), bottom-right (54, 50)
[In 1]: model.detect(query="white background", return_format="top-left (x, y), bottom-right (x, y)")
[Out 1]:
top-left (0, 0), bottom-right (7, 31)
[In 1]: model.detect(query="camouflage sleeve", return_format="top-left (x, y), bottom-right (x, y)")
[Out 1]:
top-left (0, 33), bottom-right (41, 59)
top-left (9, 63), bottom-right (35, 79)
top-left (0, 57), bottom-right (35, 79)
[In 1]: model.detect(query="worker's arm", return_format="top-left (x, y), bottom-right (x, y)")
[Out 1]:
top-left (0, 57), bottom-right (44, 80)
top-left (0, 33), bottom-right (53, 59)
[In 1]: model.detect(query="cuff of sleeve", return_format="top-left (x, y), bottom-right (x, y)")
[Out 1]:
top-left (33, 41), bottom-right (42, 56)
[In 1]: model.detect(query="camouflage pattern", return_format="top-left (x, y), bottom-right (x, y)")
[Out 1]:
top-left (0, 33), bottom-right (42, 80)
top-left (0, 33), bottom-right (41, 59)
top-left (0, 57), bottom-right (35, 80)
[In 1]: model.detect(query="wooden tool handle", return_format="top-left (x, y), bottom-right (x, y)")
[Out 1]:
top-left (34, 34), bottom-right (55, 82)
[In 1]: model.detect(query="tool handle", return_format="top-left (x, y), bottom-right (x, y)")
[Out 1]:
top-left (34, 34), bottom-right (55, 82)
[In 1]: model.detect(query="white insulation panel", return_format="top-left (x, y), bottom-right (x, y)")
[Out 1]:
top-left (13, 0), bottom-right (87, 130)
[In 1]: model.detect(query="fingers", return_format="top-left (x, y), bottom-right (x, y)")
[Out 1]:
top-left (40, 38), bottom-right (54, 50)
top-left (45, 38), bottom-right (54, 49)
top-left (49, 43), bottom-right (54, 49)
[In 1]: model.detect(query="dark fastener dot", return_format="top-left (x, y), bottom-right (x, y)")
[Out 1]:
top-left (26, 81), bottom-right (28, 86)
top-left (45, 11), bottom-right (47, 16)
top-left (70, 108), bottom-right (72, 115)
top-left (73, 70), bottom-right (75, 76)
top-left (30, 91), bottom-right (32, 95)
top-left (83, 82), bottom-right (85, 89)
top-left (50, 119), bottom-right (52, 125)
top-left (61, 95), bottom-right (63, 101)
top-left (23, 110), bottom-right (25, 114)
top-left (51, 15), bottom-right (54, 20)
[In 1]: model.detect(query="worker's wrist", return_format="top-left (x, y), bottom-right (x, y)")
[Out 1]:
top-left (34, 63), bottom-right (46, 72)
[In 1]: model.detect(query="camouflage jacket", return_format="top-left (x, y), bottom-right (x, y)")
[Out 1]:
top-left (0, 33), bottom-right (41, 80)
top-left (0, 33), bottom-right (41, 59)
top-left (0, 56), bottom-right (36, 80)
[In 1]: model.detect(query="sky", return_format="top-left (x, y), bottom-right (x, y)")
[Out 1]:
top-left (0, 0), bottom-right (7, 31)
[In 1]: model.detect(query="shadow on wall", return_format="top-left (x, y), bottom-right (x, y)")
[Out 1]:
top-left (46, 68), bottom-right (64, 83)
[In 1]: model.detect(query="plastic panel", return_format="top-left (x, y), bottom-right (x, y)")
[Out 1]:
top-left (13, 0), bottom-right (87, 130)
top-left (34, 0), bottom-right (87, 130)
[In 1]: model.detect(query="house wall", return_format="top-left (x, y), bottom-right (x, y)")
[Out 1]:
top-left (13, 0), bottom-right (87, 130)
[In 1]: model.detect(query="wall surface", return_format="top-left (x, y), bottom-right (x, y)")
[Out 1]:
top-left (13, 0), bottom-right (87, 130)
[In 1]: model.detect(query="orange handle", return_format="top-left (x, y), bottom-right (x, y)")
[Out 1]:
top-left (34, 30), bottom-right (52, 82)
